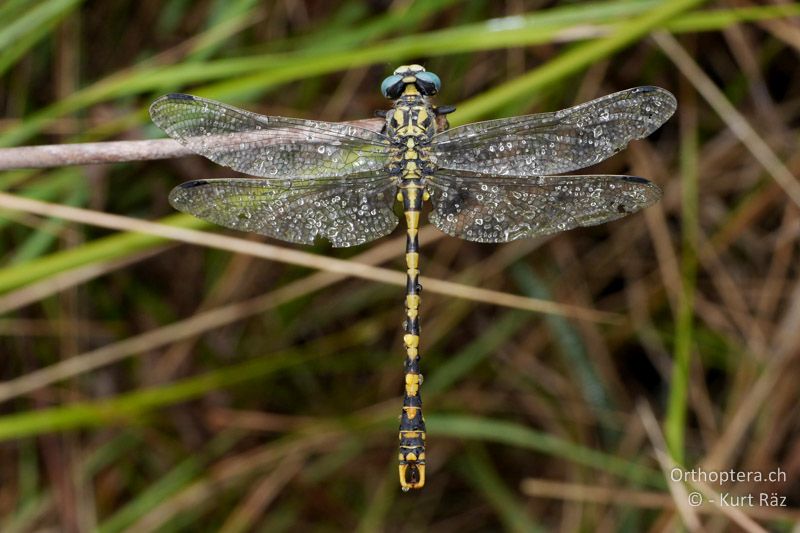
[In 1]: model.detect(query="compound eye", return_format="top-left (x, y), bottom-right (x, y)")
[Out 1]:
top-left (415, 71), bottom-right (441, 95)
top-left (381, 74), bottom-right (404, 99)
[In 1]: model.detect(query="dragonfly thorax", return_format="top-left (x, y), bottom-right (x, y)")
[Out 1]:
top-left (386, 96), bottom-right (436, 138)
top-left (386, 96), bottom-right (437, 185)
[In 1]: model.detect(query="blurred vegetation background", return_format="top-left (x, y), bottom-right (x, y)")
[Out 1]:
top-left (1, 0), bottom-right (799, 531)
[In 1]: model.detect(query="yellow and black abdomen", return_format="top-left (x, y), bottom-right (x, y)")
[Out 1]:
top-left (398, 181), bottom-right (426, 490)
top-left (391, 92), bottom-right (437, 491)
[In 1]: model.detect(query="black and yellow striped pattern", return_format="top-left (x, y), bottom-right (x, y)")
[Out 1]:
top-left (386, 67), bottom-right (439, 491)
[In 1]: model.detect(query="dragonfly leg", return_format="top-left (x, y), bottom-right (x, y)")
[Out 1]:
top-left (434, 104), bottom-right (456, 115)
top-left (433, 105), bottom-right (455, 132)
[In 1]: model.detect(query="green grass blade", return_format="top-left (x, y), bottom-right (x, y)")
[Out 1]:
top-left (429, 414), bottom-right (664, 487)
top-left (8, 178), bottom-right (88, 265)
top-left (0, 0), bottom-right (38, 22)
top-left (0, 1), bottom-right (791, 146)
top-left (510, 263), bottom-right (613, 413)
top-left (665, 93), bottom-right (699, 463)
top-left (97, 432), bottom-right (242, 533)
top-left (0, 214), bottom-right (207, 294)
top-left (425, 311), bottom-right (527, 394)
top-left (452, 0), bottom-right (707, 124)
top-left (0, 169), bottom-right (81, 233)
top-left (355, 462), bottom-right (396, 533)
top-left (193, 0), bottom-right (666, 103)
top-left (458, 446), bottom-right (544, 533)
top-left (0, 0), bottom-right (670, 146)
top-left (0, 0), bottom-right (84, 76)
top-left (0, 0), bottom-right (83, 49)
top-left (666, 3), bottom-right (800, 33)
top-left (4, 1), bottom-right (793, 146)
top-left (0, 349), bottom-right (316, 441)
top-left (291, 0), bottom-right (464, 53)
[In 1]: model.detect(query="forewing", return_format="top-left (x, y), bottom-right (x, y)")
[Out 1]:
top-left (169, 174), bottom-right (399, 247)
top-left (150, 94), bottom-right (391, 179)
top-left (426, 173), bottom-right (660, 243)
top-left (432, 86), bottom-right (676, 176)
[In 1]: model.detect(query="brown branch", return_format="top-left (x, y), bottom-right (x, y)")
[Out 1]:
top-left (0, 118), bottom-right (386, 170)
top-left (0, 139), bottom-right (192, 169)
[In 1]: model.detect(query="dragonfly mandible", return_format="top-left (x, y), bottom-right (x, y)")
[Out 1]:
top-left (150, 64), bottom-right (676, 491)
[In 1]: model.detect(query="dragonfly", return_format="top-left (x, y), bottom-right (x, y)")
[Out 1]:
top-left (150, 64), bottom-right (676, 491)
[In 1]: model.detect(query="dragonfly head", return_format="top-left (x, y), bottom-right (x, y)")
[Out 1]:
top-left (382, 64), bottom-right (441, 99)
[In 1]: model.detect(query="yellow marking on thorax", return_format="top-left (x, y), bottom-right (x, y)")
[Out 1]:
top-left (398, 126), bottom-right (423, 136)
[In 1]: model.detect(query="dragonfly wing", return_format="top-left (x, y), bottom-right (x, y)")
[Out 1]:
top-left (426, 172), bottom-right (660, 243)
top-left (170, 173), bottom-right (399, 247)
top-left (150, 94), bottom-right (391, 179)
top-left (432, 86), bottom-right (676, 176)
top-left (345, 117), bottom-right (387, 134)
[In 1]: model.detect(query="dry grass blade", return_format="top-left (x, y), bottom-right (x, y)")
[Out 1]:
top-left (522, 477), bottom-right (674, 508)
top-left (700, 277), bottom-right (800, 473)
top-left (0, 222), bottom-right (541, 404)
top-left (0, 226), bottom-right (442, 403)
top-left (217, 455), bottom-right (304, 533)
top-left (0, 273), bottom-right (328, 404)
top-left (124, 429), bottom-right (346, 532)
top-left (636, 400), bottom-right (702, 531)
top-left (638, 401), bottom-right (772, 533)
top-left (0, 192), bottom-right (619, 323)
top-left (0, 247), bottom-right (168, 314)
top-left (520, 479), bottom-right (800, 521)
top-left (652, 31), bottom-right (800, 208)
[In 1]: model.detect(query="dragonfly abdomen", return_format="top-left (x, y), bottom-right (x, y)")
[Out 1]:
top-left (398, 182), bottom-right (426, 491)
top-left (392, 87), bottom-right (437, 491)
